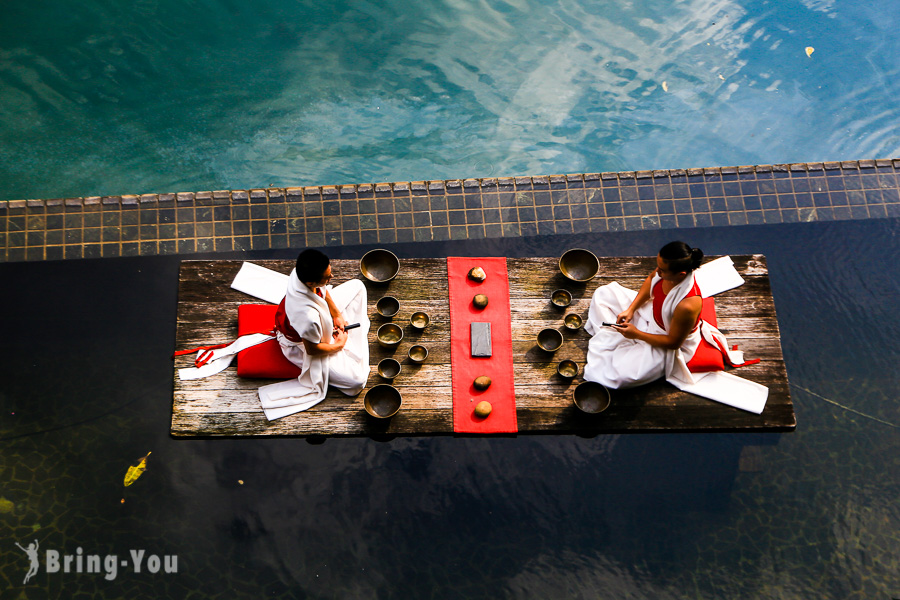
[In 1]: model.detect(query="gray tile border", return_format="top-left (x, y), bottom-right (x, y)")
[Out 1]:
top-left (2, 158), bottom-right (897, 262)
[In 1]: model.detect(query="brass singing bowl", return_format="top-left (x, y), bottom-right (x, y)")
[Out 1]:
top-left (364, 384), bottom-right (402, 418)
top-left (377, 358), bottom-right (401, 379)
top-left (537, 328), bottom-right (563, 352)
top-left (376, 323), bottom-right (403, 348)
top-left (564, 313), bottom-right (583, 330)
top-left (408, 344), bottom-right (428, 363)
top-left (559, 248), bottom-right (599, 282)
top-left (375, 296), bottom-right (400, 318)
top-left (360, 249), bottom-right (400, 282)
top-left (557, 359), bottom-right (578, 379)
top-left (551, 289), bottom-right (572, 308)
top-left (573, 381), bottom-right (611, 414)
top-left (409, 311), bottom-right (430, 329)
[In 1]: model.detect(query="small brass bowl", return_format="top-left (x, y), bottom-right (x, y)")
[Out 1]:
top-left (557, 359), bottom-right (578, 379)
top-left (377, 358), bottom-right (401, 379)
top-left (360, 249), bottom-right (400, 283)
top-left (573, 381), bottom-right (611, 414)
top-left (537, 328), bottom-right (563, 352)
top-left (564, 313), bottom-right (583, 330)
top-left (559, 248), bottom-right (599, 282)
top-left (408, 344), bottom-right (428, 363)
top-left (376, 296), bottom-right (400, 318)
top-left (409, 311), bottom-right (430, 329)
top-left (364, 384), bottom-right (402, 418)
top-left (376, 323), bottom-right (403, 348)
top-left (551, 289), bottom-right (572, 308)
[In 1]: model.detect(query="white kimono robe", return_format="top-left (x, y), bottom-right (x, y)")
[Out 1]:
top-left (584, 266), bottom-right (768, 414)
top-left (258, 272), bottom-right (370, 420)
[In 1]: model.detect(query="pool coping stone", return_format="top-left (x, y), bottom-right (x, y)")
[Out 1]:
top-left (1, 158), bottom-right (898, 262)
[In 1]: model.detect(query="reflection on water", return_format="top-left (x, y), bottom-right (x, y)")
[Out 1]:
top-left (1, 0), bottom-right (899, 201)
top-left (1, 218), bottom-right (898, 598)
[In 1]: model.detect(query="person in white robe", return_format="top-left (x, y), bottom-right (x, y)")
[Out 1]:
top-left (583, 242), bottom-right (768, 414)
top-left (259, 249), bottom-right (370, 418)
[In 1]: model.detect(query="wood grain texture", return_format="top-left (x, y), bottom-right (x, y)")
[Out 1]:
top-left (172, 255), bottom-right (794, 437)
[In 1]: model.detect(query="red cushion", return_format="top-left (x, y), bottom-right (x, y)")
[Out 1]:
top-left (237, 304), bottom-right (303, 379)
top-left (686, 297), bottom-right (725, 373)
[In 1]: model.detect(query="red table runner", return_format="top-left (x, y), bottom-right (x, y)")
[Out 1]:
top-left (447, 257), bottom-right (518, 433)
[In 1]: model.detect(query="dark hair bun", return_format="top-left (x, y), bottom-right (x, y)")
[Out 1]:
top-left (690, 247), bottom-right (704, 270)
top-left (659, 241), bottom-right (703, 273)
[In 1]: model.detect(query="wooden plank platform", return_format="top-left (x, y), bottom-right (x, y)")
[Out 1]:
top-left (171, 256), bottom-right (795, 437)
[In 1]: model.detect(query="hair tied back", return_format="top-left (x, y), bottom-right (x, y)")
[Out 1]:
top-left (690, 247), bottom-right (704, 270)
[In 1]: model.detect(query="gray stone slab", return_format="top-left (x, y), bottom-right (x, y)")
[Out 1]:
top-left (471, 322), bottom-right (491, 357)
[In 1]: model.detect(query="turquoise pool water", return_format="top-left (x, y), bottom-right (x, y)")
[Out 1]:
top-left (1, 0), bottom-right (899, 201)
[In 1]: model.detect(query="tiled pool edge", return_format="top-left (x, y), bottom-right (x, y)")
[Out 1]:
top-left (2, 158), bottom-right (898, 263)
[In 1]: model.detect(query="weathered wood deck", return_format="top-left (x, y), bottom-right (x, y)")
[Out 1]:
top-left (171, 256), bottom-right (794, 437)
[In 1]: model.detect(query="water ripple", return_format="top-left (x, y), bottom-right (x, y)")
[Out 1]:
top-left (0, 0), bottom-right (898, 198)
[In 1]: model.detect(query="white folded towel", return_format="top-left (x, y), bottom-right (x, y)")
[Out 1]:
top-left (694, 256), bottom-right (745, 298)
top-left (230, 262), bottom-right (289, 304)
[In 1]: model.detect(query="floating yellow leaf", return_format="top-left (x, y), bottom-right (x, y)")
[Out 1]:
top-left (805, 46), bottom-right (814, 57)
top-left (124, 452), bottom-right (151, 487)
top-left (662, 81), bottom-right (668, 92)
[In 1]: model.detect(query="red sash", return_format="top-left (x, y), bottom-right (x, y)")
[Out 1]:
top-left (274, 298), bottom-right (303, 343)
top-left (273, 287), bottom-right (323, 343)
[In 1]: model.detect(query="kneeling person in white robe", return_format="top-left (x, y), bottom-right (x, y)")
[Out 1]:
top-left (258, 248), bottom-right (370, 419)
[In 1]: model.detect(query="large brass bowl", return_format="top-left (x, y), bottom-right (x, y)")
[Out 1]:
top-left (376, 323), bottom-right (403, 348)
top-left (573, 381), bottom-right (611, 414)
top-left (360, 249), bottom-right (400, 282)
top-left (559, 248), bottom-right (599, 282)
top-left (377, 358), bottom-right (401, 379)
top-left (364, 384), bottom-right (402, 418)
top-left (376, 296), bottom-right (400, 318)
top-left (537, 328), bottom-right (563, 352)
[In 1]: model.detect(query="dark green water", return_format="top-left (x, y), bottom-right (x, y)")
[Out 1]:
top-left (1, 0), bottom-right (899, 201)
top-left (1, 220), bottom-right (898, 598)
